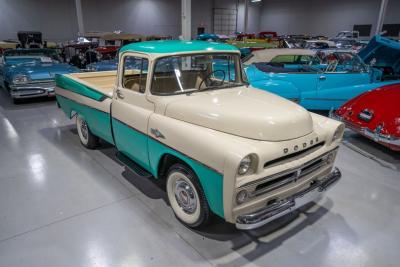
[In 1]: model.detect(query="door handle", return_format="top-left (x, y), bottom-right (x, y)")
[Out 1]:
top-left (319, 76), bottom-right (326, 81)
top-left (150, 128), bottom-right (165, 139)
top-left (116, 89), bottom-right (124, 99)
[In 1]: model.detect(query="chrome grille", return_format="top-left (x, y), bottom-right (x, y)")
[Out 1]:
top-left (264, 142), bottom-right (325, 169)
top-left (241, 148), bottom-right (338, 199)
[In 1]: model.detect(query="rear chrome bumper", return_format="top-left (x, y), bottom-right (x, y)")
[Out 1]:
top-left (331, 114), bottom-right (400, 148)
top-left (10, 81), bottom-right (56, 99)
top-left (235, 167), bottom-right (341, 230)
top-left (361, 128), bottom-right (400, 147)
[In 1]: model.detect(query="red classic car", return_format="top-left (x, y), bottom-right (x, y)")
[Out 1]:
top-left (334, 83), bottom-right (400, 151)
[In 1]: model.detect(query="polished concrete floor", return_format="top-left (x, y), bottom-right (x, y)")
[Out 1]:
top-left (0, 92), bottom-right (400, 267)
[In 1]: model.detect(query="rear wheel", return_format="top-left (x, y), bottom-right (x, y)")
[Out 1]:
top-left (76, 115), bottom-right (98, 149)
top-left (166, 163), bottom-right (211, 228)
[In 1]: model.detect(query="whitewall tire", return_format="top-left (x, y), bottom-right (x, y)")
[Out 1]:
top-left (166, 163), bottom-right (211, 228)
top-left (76, 115), bottom-right (98, 149)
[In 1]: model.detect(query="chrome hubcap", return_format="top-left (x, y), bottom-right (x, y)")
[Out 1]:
top-left (174, 179), bottom-right (197, 214)
top-left (80, 119), bottom-right (88, 140)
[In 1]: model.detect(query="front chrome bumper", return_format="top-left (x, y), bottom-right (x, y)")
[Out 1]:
top-left (10, 81), bottom-right (56, 99)
top-left (235, 167), bottom-right (341, 230)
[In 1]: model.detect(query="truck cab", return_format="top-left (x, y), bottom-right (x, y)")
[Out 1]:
top-left (55, 40), bottom-right (344, 230)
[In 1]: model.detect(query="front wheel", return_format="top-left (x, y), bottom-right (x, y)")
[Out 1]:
top-left (166, 163), bottom-right (211, 228)
top-left (76, 115), bottom-right (98, 149)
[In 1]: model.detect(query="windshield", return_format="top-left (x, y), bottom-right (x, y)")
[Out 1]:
top-left (316, 51), bottom-right (368, 72)
top-left (151, 53), bottom-right (245, 95)
top-left (4, 49), bottom-right (61, 63)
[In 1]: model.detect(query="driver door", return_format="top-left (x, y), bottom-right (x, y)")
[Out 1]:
top-left (111, 53), bottom-right (154, 170)
top-left (316, 65), bottom-right (370, 109)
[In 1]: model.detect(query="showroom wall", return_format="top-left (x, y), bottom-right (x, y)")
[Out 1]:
top-left (191, 0), bottom-right (262, 36)
top-left (81, 0), bottom-right (181, 37)
top-left (0, 0), bottom-right (78, 41)
top-left (259, 0), bottom-right (400, 37)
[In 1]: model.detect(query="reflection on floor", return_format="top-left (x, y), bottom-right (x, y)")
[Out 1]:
top-left (0, 88), bottom-right (400, 267)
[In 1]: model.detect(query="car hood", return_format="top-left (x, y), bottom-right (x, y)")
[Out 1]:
top-left (7, 62), bottom-right (80, 80)
top-left (164, 86), bottom-right (313, 141)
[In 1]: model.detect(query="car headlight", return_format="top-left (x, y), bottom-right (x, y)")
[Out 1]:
top-left (13, 74), bottom-right (30, 84)
top-left (331, 124), bottom-right (345, 143)
top-left (238, 155), bottom-right (255, 175)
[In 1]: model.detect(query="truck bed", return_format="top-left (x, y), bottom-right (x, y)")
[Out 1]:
top-left (62, 71), bottom-right (117, 98)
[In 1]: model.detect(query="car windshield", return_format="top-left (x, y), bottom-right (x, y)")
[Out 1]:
top-left (151, 53), bottom-right (246, 95)
top-left (316, 51), bottom-right (368, 72)
top-left (4, 49), bottom-right (61, 63)
top-left (270, 54), bottom-right (316, 64)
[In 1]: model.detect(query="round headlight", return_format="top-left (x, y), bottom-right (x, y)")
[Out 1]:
top-left (238, 155), bottom-right (252, 175)
top-left (236, 190), bottom-right (248, 205)
top-left (13, 74), bottom-right (29, 84)
top-left (332, 124), bottom-right (345, 143)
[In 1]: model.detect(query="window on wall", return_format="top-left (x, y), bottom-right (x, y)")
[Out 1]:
top-left (213, 8), bottom-right (237, 35)
top-left (382, 24), bottom-right (400, 37)
top-left (353, 24), bottom-right (372, 37)
top-left (122, 56), bottom-right (148, 93)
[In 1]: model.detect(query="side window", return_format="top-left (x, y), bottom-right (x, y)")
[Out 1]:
top-left (122, 56), bottom-right (148, 93)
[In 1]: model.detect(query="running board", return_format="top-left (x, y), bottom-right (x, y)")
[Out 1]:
top-left (116, 152), bottom-right (152, 178)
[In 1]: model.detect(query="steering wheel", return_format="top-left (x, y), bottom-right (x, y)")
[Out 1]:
top-left (198, 70), bottom-right (226, 89)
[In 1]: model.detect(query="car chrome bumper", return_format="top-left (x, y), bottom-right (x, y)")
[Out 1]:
top-left (361, 128), bottom-right (400, 146)
top-left (10, 81), bottom-right (56, 99)
top-left (331, 114), bottom-right (400, 148)
top-left (235, 167), bottom-right (341, 230)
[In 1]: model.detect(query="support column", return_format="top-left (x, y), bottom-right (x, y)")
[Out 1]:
top-left (244, 0), bottom-right (248, 33)
top-left (181, 0), bottom-right (191, 40)
top-left (375, 0), bottom-right (389, 35)
top-left (75, 0), bottom-right (85, 36)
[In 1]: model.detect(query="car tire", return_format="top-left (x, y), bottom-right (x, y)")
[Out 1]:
top-left (166, 163), bottom-right (211, 228)
top-left (76, 115), bottom-right (98, 149)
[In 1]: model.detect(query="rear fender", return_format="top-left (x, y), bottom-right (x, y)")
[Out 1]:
top-left (250, 80), bottom-right (301, 101)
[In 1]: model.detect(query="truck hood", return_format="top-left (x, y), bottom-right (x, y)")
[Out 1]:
top-left (164, 87), bottom-right (313, 141)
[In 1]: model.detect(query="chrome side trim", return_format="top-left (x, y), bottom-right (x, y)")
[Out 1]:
top-left (236, 167), bottom-right (341, 230)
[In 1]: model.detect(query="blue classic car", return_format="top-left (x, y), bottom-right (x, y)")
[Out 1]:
top-left (0, 48), bottom-right (80, 102)
top-left (86, 58), bottom-right (119, 71)
top-left (358, 35), bottom-right (400, 80)
top-left (244, 48), bottom-right (399, 110)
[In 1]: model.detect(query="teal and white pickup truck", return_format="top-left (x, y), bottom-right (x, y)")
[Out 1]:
top-left (56, 40), bottom-right (344, 230)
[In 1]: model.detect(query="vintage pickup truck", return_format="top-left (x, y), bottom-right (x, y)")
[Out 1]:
top-left (55, 40), bottom-right (343, 230)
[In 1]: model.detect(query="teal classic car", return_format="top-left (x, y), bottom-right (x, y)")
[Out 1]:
top-left (358, 35), bottom-right (400, 81)
top-left (244, 49), bottom-right (400, 110)
top-left (55, 40), bottom-right (343, 229)
top-left (0, 48), bottom-right (80, 102)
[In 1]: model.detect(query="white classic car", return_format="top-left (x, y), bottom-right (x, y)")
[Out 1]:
top-left (55, 40), bottom-right (344, 230)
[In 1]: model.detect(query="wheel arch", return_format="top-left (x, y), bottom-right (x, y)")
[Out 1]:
top-left (151, 150), bottom-right (225, 218)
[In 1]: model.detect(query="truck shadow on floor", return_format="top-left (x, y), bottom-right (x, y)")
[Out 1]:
top-left (41, 125), bottom-right (354, 265)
